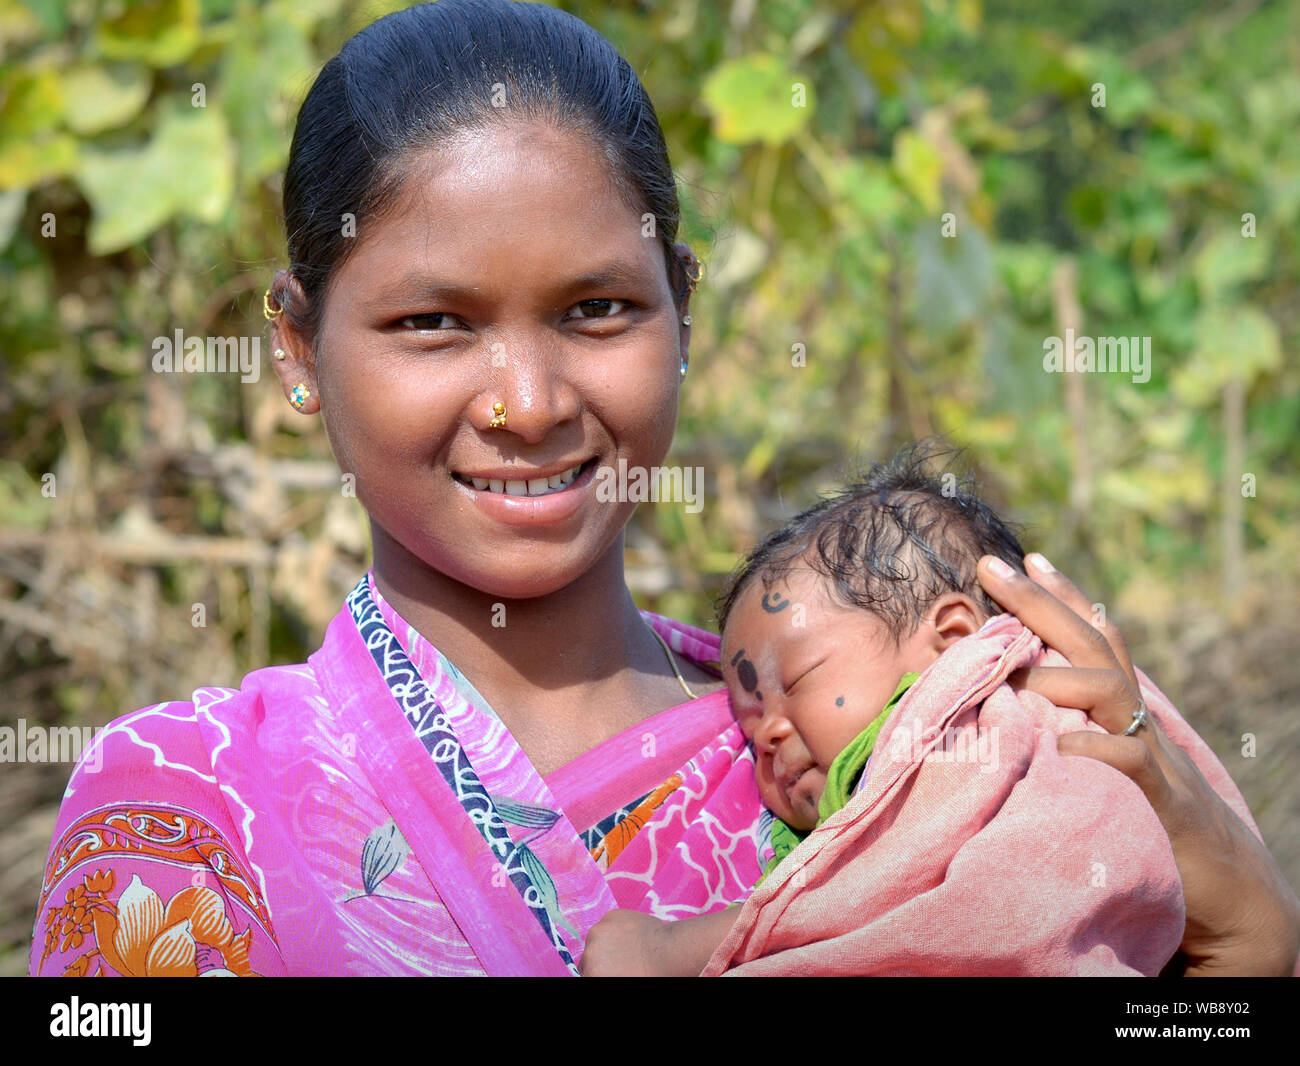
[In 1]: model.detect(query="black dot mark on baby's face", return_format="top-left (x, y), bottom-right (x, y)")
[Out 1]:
top-left (738, 658), bottom-right (758, 693)
top-left (836, 696), bottom-right (845, 707)
top-left (729, 647), bottom-right (761, 700)
top-left (761, 591), bottom-right (791, 614)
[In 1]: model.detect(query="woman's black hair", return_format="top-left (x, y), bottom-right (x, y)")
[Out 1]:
top-left (279, 0), bottom-right (685, 336)
top-left (715, 441), bottom-right (1028, 640)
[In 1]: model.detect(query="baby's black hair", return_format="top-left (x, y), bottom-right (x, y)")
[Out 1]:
top-left (715, 441), bottom-right (1027, 640)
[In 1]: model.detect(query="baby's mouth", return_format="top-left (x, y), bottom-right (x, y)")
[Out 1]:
top-left (773, 754), bottom-right (812, 801)
top-left (452, 458), bottom-right (592, 497)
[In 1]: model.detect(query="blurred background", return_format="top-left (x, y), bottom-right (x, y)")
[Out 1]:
top-left (1, 0), bottom-right (1297, 974)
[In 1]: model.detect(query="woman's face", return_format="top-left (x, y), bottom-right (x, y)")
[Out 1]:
top-left (299, 121), bottom-right (688, 599)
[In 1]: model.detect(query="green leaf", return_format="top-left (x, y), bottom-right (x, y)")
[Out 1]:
top-left (16, 0), bottom-right (64, 34)
top-left (265, 0), bottom-right (347, 35)
top-left (76, 141), bottom-right (172, 252)
top-left (837, 158), bottom-right (903, 225)
top-left (892, 128), bottom-right (943, 213)
top-left (220, 16), bottom-right (313, 181)
top-left (0, 188), bottom-right (24, 249)
top-left (75, 100), bottom-right (233, 253)
top-left (61, 63), bottom-right (152, 135)
top-left (0, 134), bottom-right (78, 188)
top-left (0, 63), bottom-right (77, 186)
top-left (702, 54), bottom-right (813, 146)
top-left (95, 0), bottom-right (201, 67)
top-left (151, 102), bottom-right (234, 222)
top-left (1192, 227), bottom-right (1271, 300)
top-left (0, 66), bottom-right (64, 137)
top-left (1173, 305), bottom-right (1281, 405)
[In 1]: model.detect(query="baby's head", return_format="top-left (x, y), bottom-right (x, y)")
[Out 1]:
top-left (716, 443), bottom-right (1026, 829)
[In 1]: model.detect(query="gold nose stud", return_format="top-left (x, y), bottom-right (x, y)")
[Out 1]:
top-left (488, 401), bottom-right (508, 429)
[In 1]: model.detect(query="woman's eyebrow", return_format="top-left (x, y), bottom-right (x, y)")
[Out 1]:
top-left (548, 263), bottom-right (658, 304)
top-left (562, 264), bottom-right (648, 289)
top-left (381, 274), bottom-right (484, 304)
top-left (382, 264), bottom-right (652, 305)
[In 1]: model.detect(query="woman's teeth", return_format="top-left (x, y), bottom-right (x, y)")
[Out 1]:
top-left (463, 463), bottom-right (583, 496)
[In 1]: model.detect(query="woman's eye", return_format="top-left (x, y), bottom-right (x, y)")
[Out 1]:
top-left (565, 298), bottom-right (627, 320)
top-left (400, 313), bottom-right (456, 331)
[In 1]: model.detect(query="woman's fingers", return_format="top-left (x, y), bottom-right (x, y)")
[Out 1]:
top-left (1021, 552), bottom-right (1140, 693)
top-left (1012, 663), bottom-right (1178, 785)
top-left (977, 556), bottom-right (1121, 673)
top-left (1007, 666), bottom-right (1144, 735)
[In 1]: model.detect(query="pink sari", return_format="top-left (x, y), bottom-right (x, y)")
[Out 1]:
top-left (31, 573), bottom-right (768, 977)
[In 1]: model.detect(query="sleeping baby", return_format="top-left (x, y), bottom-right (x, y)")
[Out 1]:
top-left (580, 443), bottom-right (1192, 976)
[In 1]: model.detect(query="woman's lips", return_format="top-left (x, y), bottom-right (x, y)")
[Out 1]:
top-left (451, 458), bottom-right (599, 527)
top-left (452, 459), bottom-right (589, 497)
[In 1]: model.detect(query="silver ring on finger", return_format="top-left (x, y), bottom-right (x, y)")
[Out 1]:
top-left (1122, 699), bottom-right (1149, 736)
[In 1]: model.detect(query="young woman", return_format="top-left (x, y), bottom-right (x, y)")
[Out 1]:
top-left (31, 0), bottom-right (1298, 978)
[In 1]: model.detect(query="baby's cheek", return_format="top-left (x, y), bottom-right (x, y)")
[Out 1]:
top-left (754, 763), bottom-right (795, 824)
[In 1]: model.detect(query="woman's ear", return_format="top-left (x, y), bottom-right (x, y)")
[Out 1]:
top-left (673, 242), bottom-right (698, 311)
top-left (267, 270), bottom-right (321, 415)
top-left (673, 242), bottom-right (697, 370)
top-left (927, 593), bottom-right (984, 652)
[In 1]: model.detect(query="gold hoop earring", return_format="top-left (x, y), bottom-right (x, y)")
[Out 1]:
top-left (686, 260), bottom-right (705, 295)
top-left (263, 289), bottom-right (283, 320)
top-left (488, 401), bottom-right (508, 429)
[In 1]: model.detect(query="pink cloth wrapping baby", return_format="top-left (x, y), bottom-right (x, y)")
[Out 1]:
top-left (702, 614), bottom-right (1261, 976)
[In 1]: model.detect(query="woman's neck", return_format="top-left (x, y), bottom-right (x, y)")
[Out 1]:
top-left (367, 524), bottom-right (719, 767)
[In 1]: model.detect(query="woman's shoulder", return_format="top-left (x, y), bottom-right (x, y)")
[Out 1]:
top-left (68, 659), bottom-right (324, 784)
top-left (29, 662), bottom-right (326, 977)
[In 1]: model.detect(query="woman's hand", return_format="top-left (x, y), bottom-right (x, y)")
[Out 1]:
top-left (978, 553), bottom-right (1300, 977)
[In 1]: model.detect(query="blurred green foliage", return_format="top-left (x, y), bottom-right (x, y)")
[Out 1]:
top-left (1, 0), bottom-right (1297, 676)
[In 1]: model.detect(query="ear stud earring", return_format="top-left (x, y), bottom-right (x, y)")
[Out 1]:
top-left (290, 383), bottom-right (311, 409)
top-left (273, 348), bottom-right (286, 361)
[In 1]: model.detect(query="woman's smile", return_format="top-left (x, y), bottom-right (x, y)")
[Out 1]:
top-left (451, 457), bottom-right (592, 496)
top-left (451, 457), bottom-right (603, 528)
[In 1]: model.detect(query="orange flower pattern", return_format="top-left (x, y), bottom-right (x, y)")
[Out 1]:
top-left (39, 867), bottom-right (260, 976)
top-left (587, 773), bottom-right (684, 871)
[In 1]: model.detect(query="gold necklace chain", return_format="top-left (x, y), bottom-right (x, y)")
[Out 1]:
top-left (647, 624), bottom-right (697, 701)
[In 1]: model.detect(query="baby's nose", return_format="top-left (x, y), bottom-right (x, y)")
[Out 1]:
top-left (752, 711), bottom-right (792, 753)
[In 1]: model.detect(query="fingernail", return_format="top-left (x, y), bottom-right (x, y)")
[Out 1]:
top-left (987, 557), bottom-right (1014, 579)
top-left (1028, 553), bottom-right (1055, 574)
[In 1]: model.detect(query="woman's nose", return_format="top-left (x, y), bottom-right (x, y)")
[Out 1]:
top-left (484, 338), bottom-right (582, 444)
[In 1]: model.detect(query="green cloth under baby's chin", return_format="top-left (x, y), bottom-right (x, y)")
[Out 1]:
top-left (758, 672), bottom-right (920, 885)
